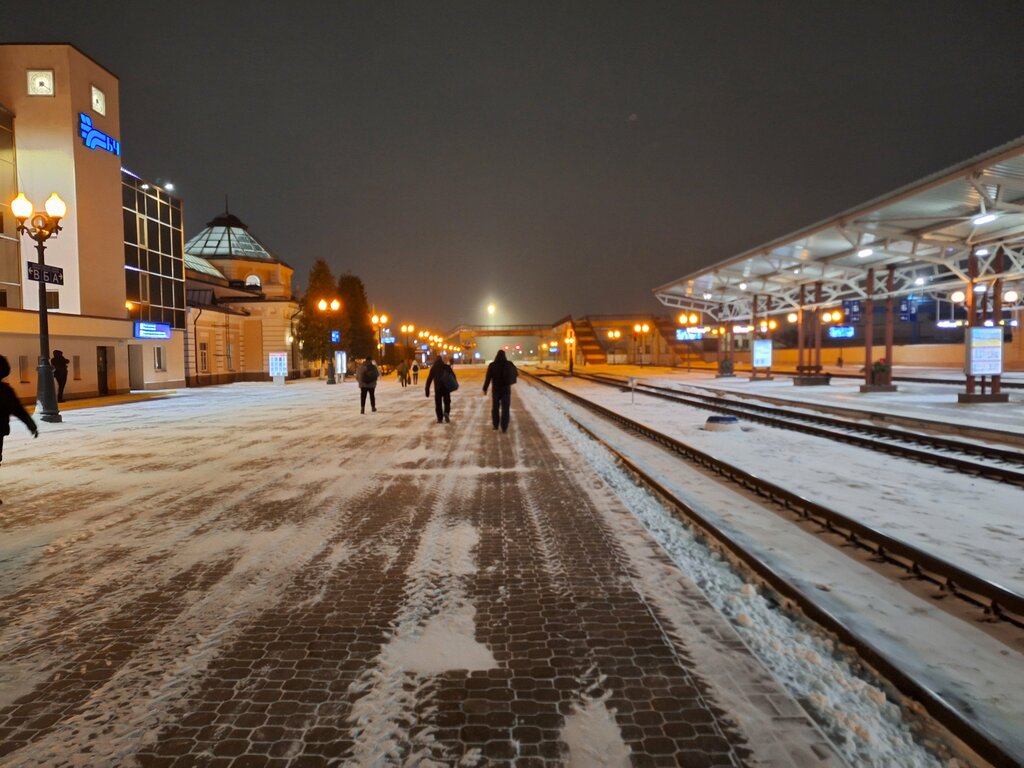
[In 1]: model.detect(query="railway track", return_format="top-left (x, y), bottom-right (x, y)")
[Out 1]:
top-left (679, 364), bottom-right (1024, 390)
top-left (566, 370), bottom-right (1024, 486)
top-left (524, 370), bottom-right (1024, 768)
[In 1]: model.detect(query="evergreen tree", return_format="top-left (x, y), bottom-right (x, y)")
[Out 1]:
top-left (338, 273), bottom-right (376, 359)
top-left (295, 260), bottom-right (339, 366)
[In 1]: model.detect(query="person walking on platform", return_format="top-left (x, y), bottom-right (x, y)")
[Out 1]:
top-left (425, 355), bottom-right (458, 423)
top-left (483, 349), bottom-right (517, 433)
top-left (411, 361), bottom-right (420, 385)
top-left (1, 355), bottom-right (38, 503)
top-left (356, 357), bottom-right (380, 413)
top-left (397, 360), bottom-right (409, 388)
top-left (51, 350), bottom-right (69, 403)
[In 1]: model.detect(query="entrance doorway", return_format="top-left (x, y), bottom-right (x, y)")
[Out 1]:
top-left (96, 346), bottom-right (112, 396)
top-left (128, 344), bottom-right (144, 390)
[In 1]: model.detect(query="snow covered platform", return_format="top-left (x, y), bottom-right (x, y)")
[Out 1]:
top-left (0, 374), bottom-right (849, 767)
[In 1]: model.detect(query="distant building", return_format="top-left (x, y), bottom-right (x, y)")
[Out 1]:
top-left (183, 211), bottom-right (309, 384)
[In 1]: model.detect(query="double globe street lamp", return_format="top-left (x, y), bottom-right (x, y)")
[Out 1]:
top-left (318, 298), bottom-right (341, 384)
top-left (11, 192), bottom-right (68, 423)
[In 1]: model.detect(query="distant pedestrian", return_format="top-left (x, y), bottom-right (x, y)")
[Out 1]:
top-left (356, 357), bottom-right (380, 413)
top-left (1, 355), bottom-right (38, 502)
top-left (51, 350), bottom-right (69, 402)
top-left (836, 354), bottom-right (844, 369)
top-left (411, 361), bottom-right (420, 385)
top-left (483, 349), bottom-right (518, 433)
top-left (425, 355), bottom-right (458, 423)
top-left (397, 360), bottom-right (409, 388)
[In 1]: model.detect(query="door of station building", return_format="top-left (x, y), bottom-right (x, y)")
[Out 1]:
top-left (128, 344), bottom-right (144, 390)
top-left (96, 346), bottom-right (110, 396)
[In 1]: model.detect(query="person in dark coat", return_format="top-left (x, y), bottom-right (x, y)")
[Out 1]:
top-left (411, 361), bottom-right (420, 385)
top-left (1, 356), bottom-right (39, 493)
top-left (483, 349), bottom-right (517, 433)
top-left (51, 350), bottom-right (69, 402)
top-left (424, 356), bottom-right (455, 423)
top-left (355, 357), bottom-right (379, 413)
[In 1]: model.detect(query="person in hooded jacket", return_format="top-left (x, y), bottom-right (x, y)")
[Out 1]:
top-left (355, 357), bottom-right (379, 413)
top-left (424, 355), bottom-right (455, 423)
top-left (51, 350), bottom-right (70, 402)
top-left (1, 355), bottom-right (38, 502)
top-left (483, 349), bottom-right (517, 432)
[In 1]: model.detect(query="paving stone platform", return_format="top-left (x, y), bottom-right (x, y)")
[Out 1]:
top-left (0, 373), bottom-right (840, 767)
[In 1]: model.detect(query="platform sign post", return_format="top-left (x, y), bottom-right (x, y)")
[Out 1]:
top-left (629, 376), bottom-right (636, 405)
top-left (964, 327), bottom-right (1002, 376)
top-left (269, 352), bottom-right (288, 385)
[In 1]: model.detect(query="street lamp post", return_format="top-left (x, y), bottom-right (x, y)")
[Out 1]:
top-left (318, 298), bottom-right (341, 384)
top-left (12, 192), bottom-right (67, 423)
top-left (371, 312), bottom-right (389, 359)
top-left (633, 322), bottom-right (650, 367)
top-left (400, 324), bottom-right (415, 359)
top-left (564, 334), bottom-right (576, 375)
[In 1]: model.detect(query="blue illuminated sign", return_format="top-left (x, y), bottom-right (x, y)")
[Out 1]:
top-left (134, 321), bottom-right (172, 340)
top-left (79, 114), bottom-right (120, 156)
top-left (676, 329), bottom-right (704, 341)
top-left (828, 325), bottom-right (855, 339)
top-left (330, 330), bottom-right (340, 343)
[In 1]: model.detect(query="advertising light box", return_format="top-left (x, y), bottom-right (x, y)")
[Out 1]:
top-left (752, 339), bottom-right (773, 369)
top-left (268, 352), bottom-right (289, 378)
top-left (133, 322), bottom-right (172, 340)
top-left (676, 328), bottom-right (704, 341)
top-left (965, 327), bottom-right (1003, 376)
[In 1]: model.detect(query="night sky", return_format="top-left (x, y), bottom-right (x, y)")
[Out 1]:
top-left (7, 2), bottom-right (1024, 331)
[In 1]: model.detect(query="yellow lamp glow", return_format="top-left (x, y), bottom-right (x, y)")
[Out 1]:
top-left (689, 313), bottom-right (699, 325)
top-left (951, 290), bottom-right (966, 303)
top-left (768, 319), bottom-right (778, 330)
top-left (330, 299), bottom-right (340, 311)
top-left (125, 301), bottom-right (135, 311)
top-left (1004, 290), bottom-right (1020, 303)
top-left (44, 193), bottom-right (67, 219)
top-left (487, 304), bottom-right (495, 315)
top-left (787, 312), bottom-right (798, 323)
top-left (380, 314), bottom-right (388, 324)
top-left (633, 323), bottom-right (641, 333)
top-left (678, 314), bottom-right (688, 325)
top-left (317, 299), bottom-right (328, 311)
top-left (641, 323), bottom-right (650, 333)
top-left (11, 192), bottom-right (33, 220)
top-left (371, 314), bottom-right (379, 324)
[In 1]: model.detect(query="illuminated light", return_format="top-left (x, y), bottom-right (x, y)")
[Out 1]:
top-left (702, 292), bottom-right (713, 300)
top-left (973, 213), bottom-right (997, 226)
top-left (975, 284), bottom-right (987, 293)
top-left (79, 113), bottom-right (120, 155)
top-left (831, 310), bottom-right (843, 322)
top-left (936, 320), bottom-right (960, 329)
top-left (163, 182), bottom-right (174, 191)
top-left (380, 314), bottom-right (388, 323)
top-left (317, 299), bottom-right (328, 311)
top-left (678, 314), bottom-right (688, 325)
top-left (1003, 290), bottom-right (1019, 303)
top-left (975, 248), bottom-right (990, 256)
top-left (641, 323), bottom-right (650, 333)
top-left (287, 335), bottom-right (294, 344)
top-left (768, 319), bottom-right (778, 330)
top-left (732, 324), bottom-right (753, 334)
top-left (329, 299), bottom-right (340, 311)
top-left (11, 192), bottom-right (33, 219)
top-left (857, 248), bottom-right (873, 258)
top-left (951, 290), bottom-right (966, 303)
top-left (738, 282), bottom-right (747, 290)
top-left (689, 313), bottom-right (699, 324)
top-left (787, 312), bottom-right (798, 323)
top-left (141, 183), bottom-right (150, 190)
top-left (487, 304), bottom-right (495, 315)
top-left (983, 319), bottom-right (995, 327)
top-left (914, 277), bottom-right (925, 286)
top-left (44, 193), bottom-right (67, 218)
top-left (792, 268), bottom-right (800, 274)
top-left (371, 314), bottom-right (379, 324)
top-left (125, 300), bottom-right (135, 311)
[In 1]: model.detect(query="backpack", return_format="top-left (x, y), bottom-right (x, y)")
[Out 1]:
top-left (505, 360), bottom-right (518, 384)
top-left (364, 364), bottom-right (379, 383)
top-left (441, 366), bottom-right (459, 392)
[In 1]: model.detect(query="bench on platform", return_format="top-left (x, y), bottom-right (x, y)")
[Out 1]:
top-left (794, 364), bottom-right (831, 386)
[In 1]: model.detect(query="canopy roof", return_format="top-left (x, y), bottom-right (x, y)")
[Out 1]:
top-left (185, 212), bottom-right (289, 268)
top-left (654, 136), bottom-right (1024, 320)
top-left (184, 251), bottom-right (226, 280)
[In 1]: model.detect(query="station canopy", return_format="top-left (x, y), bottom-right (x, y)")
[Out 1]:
top-left (654, 136), bottom-right (1024, 321)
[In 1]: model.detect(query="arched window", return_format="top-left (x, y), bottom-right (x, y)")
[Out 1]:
top-left (245, 274), bottom-right (262, 288)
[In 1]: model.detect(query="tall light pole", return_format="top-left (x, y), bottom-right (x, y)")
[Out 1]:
top-left (12, 192), bottom-right (67, 423)
top-left (633, 322), bottom-right (650, 367)
top-left (400, 324), bottom-right (415, 358)
top-left (564, 334), bottom-right (576, 375)
top-left (371, 313), bottom-right (388, 358)
top-left (318, 298), bottom-right (341, 384)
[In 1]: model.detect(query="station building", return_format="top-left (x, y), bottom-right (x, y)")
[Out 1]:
top-left (1, 43), bottom-right (310, 401)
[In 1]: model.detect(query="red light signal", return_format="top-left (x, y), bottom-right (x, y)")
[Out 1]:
top-left (503, 345), bottom-right (509, 350)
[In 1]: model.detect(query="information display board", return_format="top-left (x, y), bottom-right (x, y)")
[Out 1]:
top-left (676, 328), bottom-right (704, 341)
top-left (268, 352), bottom-right (289, 378)
top-left (828, 325), bottom-right (855, 339)
top-left (752, 339), bottom-right (773, 369)
top-left (965, 327), bottom-right (1003, 376)
top-left (133, 321), bottom-right (172, 340)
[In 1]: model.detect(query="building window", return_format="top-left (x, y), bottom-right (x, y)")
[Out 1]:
top-left (18, 355), bottom-right (30, 383)
top-left (226, 341), bottom-right (235, 371)
top-left (73, 355), bottom-right (82, 380)
top-left (199, 342), bottom-right (209, 373)
top-left (154, 346), bottom-right (166, 371)
top-left (244, 274), bottom-right (261, 287)
top-left (136, 215), bottom-right (148, 248)
top-left (0, 289), bottom-right (6, 307)
top-left (45, 290), bottom-right (59, 309)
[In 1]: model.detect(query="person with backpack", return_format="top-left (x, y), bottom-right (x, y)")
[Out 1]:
top-left (425, 355), bottom-right (458, 423)
top-left (483, 349), bottom-right (518, 433)
top-left (411, 361), bottom-right (420, 385)
top-left (1, 355), bottom-right (38, 503)
top-left (355, 357), bottom-right (380, 413)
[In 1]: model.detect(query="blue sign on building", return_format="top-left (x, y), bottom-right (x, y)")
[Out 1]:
top-left (675, 328), bottom-right (704, 341)
top-left (828, 325), bottom-right (855, 339)
top-left (134, 321), bottom-right (172, 340)
top-left (79, 114), bottom-right (120, 156)
top-left (842, 299), bottom-right (862, 323)
top-left (330, 330), bottom-right (340, 343)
